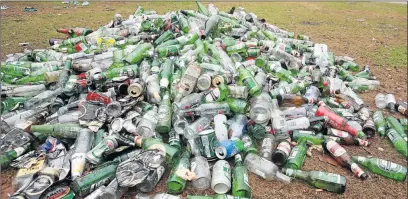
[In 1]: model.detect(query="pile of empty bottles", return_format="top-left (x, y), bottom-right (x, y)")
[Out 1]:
top-left (1, 1), bottom-right (407, 199)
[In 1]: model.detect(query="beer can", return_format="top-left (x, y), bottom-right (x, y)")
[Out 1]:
top-left (197, 73), bottom-right (212, 91)
top-left (215, 138), bottom-right (244, 159)
top-left (198, 129), bottom-right (218, 161)
top-left (211, 160), bottom-right (231, 194)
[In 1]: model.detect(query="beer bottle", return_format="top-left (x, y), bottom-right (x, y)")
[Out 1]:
top-left (282, 168), bottom-right (346, 194)
top-left (167, 151), bottom-right (191, 194)
top-left (292, 130), bottom-right (325, 145)
top-left (395, 102), bottom-right (408, 117)
top-left (156, 91), bottom-right (172, 133)
top-left (352, 156), bottom-right (407, 182)
top-left (326, 128), bottom-right (370, 147)
top-left (323, 139), bottom-right (369, 180)
top-left (271, 139), bottom-right (292, 167)
top-left (386, 128), bottom-right (408, 158)
top-left (232, 154), bottom-right (251, 198)
top-left (372, 111), bottom-right (386, 137)
top-left (386, 116), bottom-right (407, 142)
top-left (284, 140), bottom-right (307, 169)
top-left (134, 135), bottom-right (180, 162)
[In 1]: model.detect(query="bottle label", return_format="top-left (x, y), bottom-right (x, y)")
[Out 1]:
top-left (387, 129), bottom-right (402, 143)
top-left (376, 159), bottom-right (402, 172)
top-left (243, 172), bottom-right (250, 187)
top-left (350, 163), bottom-right (364, 177)
top-left (326, 140), bottom-right (346, 157)
top-left (287, 147), bottom-right (299, 160)
top-left (277, 141), bottom-right (291, 156)
top-left (298, 130), bottom-right (315, 135)
top-left (254, 169), bottom-right (266, 179)
top-left (317, 172), bottom-right (341, 183)
top-left (329, 128), bottom-right (349, 138)
top-left (147, 144), bottom-right (167, 156)
top-left (398, 106), bottom-right (406, 114)
top-left (14, 146), bottom-right (26, 157)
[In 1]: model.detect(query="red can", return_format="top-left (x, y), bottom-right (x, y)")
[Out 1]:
top-left (86, 92), bottom-right (111, 105)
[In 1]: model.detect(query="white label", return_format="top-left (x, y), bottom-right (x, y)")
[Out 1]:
top-left (326, 140), bottom-right (346, 157)
top-left (243, 172), bottom-right (250, 187)
top-left (330, 128), bottom-right (349, 138)
top-left (350, 163), bottom-right (364, 177)
top-left (254, 169), bottom-right (266, 179)
top-left (14, 147), bottom-right (26, 156)
top-left (288, 148), bottom-right (299, 160)
top-left (377, 159), bottom-right (401, 172)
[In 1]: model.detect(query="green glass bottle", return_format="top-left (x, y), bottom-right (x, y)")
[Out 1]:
top-left (157, 45), bottom-right (181, 58)
top-left (226, 43), bottom-right (247, 55)
top-left (232, 154), bottom-right (251, 198)
top-left (177, 11), bottom-right (190, 33)
top-left (97, 65), bottom-right (138, 81)
top-left (0, 142), bottom-right (30, 168)
top-left (292, 130), bottom-right (324, 145)
top-left (135, 136), bottom-right (180, 162)
top-left (176, 33), bottom-right (199, 46)
top-left (237, 67), bottom-right (261, 96)
top-left (170, 69), bottom-right (182, 100)
top-left (269, 81), bottom-right (309, 98)
top-left (30, 124), bottom-right (82, 139)
top-left (109, 49), bottom-right (125, 69)
top-left (167, 151), bottom-right (190, 194)
top-left (341, 61), bottom-right (359, 72)
top-left (1, 97), bottom-right (27, 113)
top-left (154, 30), bottom-right (174, 46)
top-left (282, 168), bottom-right (346, 194)
top-left (196, 1), bottom-right (209, 16)
top-left (373, 111), bottom-right (386, 137)
top-left (352, 156), bottom-right (407, 182)
top-left (159, 59), bottom-right (174, 90)
top-left (241, 135), bottom-right (258, 157)
top-left (285, 140), bottom-right (307, 169)
top-left (262, 30), bottom-right (277, 41)
top-left (225, 98), bottom-right (248, 114)
top-left (386, 128), bottom-right (408, 158)
top-left (156, 91), bottom-right (172, 133)
top-left (134, 6), bottom-right (144, 16)
top-left (15, 74), bottom-right (45, 85)
top-left (123, 43), bottom-right (153, 64)
top-left (386, 116), bottom-right (407, 142)
top-left (1, 62), bottom-right (31, 77)
top-left (246, 123), bottom-right (266, 140)
top-left (399, 118), bottom-right (408, 131)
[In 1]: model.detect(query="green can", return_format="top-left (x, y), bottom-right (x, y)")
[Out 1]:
top-left (198, 129), bottom-right (218, 161)
top-left (247, 48), bottom-right (261, 57)
top-left (225, 98), bottom-right (248, 114)
top-left (71, 161), bottom-right (119, 197)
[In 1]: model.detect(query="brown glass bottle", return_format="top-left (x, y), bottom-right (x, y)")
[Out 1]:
top-left (277, 94), bottom-right (309, 107)
top-left (323, 139), bottom-right (369, 180)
